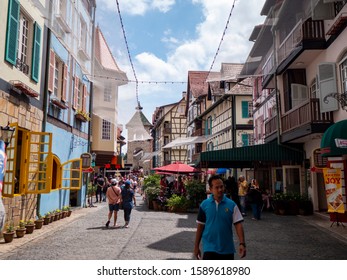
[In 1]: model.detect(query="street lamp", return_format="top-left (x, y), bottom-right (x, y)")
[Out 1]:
top-left (0, 123), bottom-right (15, 148)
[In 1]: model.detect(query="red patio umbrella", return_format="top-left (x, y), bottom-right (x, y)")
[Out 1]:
top-left (154, 161), bottom-right (199, 174)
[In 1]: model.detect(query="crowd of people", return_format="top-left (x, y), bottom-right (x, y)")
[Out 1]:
top-left (92, 173), bottom-right (142, 229)
top-left (91, 171), bottom-right (271, 260)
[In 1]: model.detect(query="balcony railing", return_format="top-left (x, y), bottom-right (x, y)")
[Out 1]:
top-left (281, 98), bottom-right (333, 134)
top-left (163, 127), bottom-right (171, 134)
top-left (265, 115), bottom-right (278, 137)
top-left (192, 128), bottom-right (202, 136)
top-left (278, 18), bottom-right (324, 65)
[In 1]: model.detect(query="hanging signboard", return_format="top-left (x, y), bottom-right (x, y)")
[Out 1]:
top-left (323, 168), bottom-right (345, 213)
top-left (80, 153), bottom-right (92, 169)
top-left (335, 138), bottom-right (347, 148)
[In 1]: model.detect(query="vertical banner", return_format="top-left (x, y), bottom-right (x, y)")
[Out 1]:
top-left (0, 140), bottom-right (7, 231)
top-left (323, 168), bottom-right (345, 213)
top-left (0, 140), bottom-right (7, 193)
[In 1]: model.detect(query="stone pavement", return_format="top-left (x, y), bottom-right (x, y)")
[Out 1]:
top-left (0, 193), bottom-right (346, 260)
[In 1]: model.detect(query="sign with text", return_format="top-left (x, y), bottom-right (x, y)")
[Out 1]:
top-left (323, 168), bottom-right (345, 213)
top-left (335, 138), bottom-right (347, 148)
top-left (80, 153), bottom-right (92, 169)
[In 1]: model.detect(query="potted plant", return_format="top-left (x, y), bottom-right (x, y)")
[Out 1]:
top-left (185, 179), bottom-right (206, 209)
top-left (16, 220), bottom-right (26, 238)
top-left (166, 194), bottom-right (189, 213)
top-left (3, 224), bottom-right (15, 243)
top-left (65, 206), bottom-right (72, 217)
top-left (44, 212), bottom-right (51, 225)
top-left (25, 219), bottom-right (35, 234)
top-left (55, 209), bottom-right (62, 220)
top-left (157, 195), bottom-right (168, 211)
top-left (144, 185), bottom-right (161, 210)
top-left (35, 214), bottom-right (44, 229)
top-left (52, 210), bottom-right (58, 221)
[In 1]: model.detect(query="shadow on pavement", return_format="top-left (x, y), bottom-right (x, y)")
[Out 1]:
top-left (147, 231), bottom-right (195, 253)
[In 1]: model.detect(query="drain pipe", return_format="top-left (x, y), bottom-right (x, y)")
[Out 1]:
top-left (37, 26), bottom-right (51, 217)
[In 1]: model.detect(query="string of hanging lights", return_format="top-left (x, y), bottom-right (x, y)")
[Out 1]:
top-left (105, 0), bottom-right (239, 87)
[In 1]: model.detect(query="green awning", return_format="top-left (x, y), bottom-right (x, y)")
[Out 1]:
top-left (198, 142), bottom-right (304, 168)
top-left (321, 119), bottom-right (347, 157)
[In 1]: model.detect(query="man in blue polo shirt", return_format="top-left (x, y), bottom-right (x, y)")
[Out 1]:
top-left (194, 175), bottom-right (246, 260)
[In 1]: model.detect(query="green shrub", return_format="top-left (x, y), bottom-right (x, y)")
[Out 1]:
top-left (185, 179), bottom-right (206, 208)
top-left (143, 174), bottom-right (161, 193)
top-left (145, 185), bottom-right (161, 201)
top-left (167, 194), bottom-right (189, 211)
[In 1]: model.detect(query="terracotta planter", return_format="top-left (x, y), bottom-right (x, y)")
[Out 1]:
top-left (44, 217), bottom-right (50, 225)
top-left (3, 232), bottom-right (15, 243)
top-left (67, 210), bottom-right (72, 217)
top-left (25, 224), bottom-right (35, 234)
top-left (35, 219), bottom-right (44, 229)
top-left (16, 228), bottom-right (26, 238)
top-left (152, 200), bottom-right (159, 211)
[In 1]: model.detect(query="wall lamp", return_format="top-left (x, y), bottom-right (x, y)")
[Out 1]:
top-left (0, 123), bottom-right (15, 148)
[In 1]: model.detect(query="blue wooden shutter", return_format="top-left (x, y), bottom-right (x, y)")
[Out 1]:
top-left (242, 134), bottom-right (248, 146)
top-left (205, 119), bottom-right (208, 136)
top-left (31, 22), bottom-right (41, 82)
top-left (242, 101), bottom-right (248, 118)
top-left (5, 0), bottom-right (20, 65)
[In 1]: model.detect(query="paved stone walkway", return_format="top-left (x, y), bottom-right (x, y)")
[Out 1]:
top-left (0, 193), bottom-right (346, 260)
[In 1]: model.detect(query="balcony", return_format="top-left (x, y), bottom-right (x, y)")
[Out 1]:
top-left (192, 128), bottom-right (202, 136)
top-left (265, 115), bottom-right (278, 140)
top-left (163, 127), bottom-right (171, 134)
top-left (277, 18), bottom-right (325, 71)
top-left (281, 99), bottom-right (333, 141)
top-left (265, 99), bottom-right (334, 143)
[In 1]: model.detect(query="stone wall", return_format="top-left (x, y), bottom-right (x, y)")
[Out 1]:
top-left (0, 90), bottom-right (43, 229)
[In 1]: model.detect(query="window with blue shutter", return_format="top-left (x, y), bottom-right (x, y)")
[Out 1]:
top-left (31, 22), bottom-right (41, 82)
top-left (241, 101), bottom-right (249, 118)
top-left (5, 0), bottom-right (20, 65)
top-left (242, 134), bottom-right (248, 146)
top-left (205, 119), bottom-right (208, 136)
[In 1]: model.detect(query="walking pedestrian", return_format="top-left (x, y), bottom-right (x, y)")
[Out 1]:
top-left (238, 175), bottom-right (248, 216)
top-left (194, 175), bottom-right (246, 260)
top-left (247, 179), bottom-right (263, 220)
top-left (95, 174), bottom-right (105, 203)
top-left (121, 180), bottom-right (136, 228)
top-left (105, 179), bottom-right (122, 228)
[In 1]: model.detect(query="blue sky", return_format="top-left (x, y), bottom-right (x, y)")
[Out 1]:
top-left (95, 0), bottom-right (266, 146)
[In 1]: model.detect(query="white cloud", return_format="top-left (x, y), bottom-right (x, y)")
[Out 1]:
top-left (97, 0), bottom-right (266, 151)
top-left (98, 0), bottom-right (175, 15)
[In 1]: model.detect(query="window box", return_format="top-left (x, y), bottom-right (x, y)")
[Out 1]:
top-left (75, 110), bottom-right (90, 122)
top-left (10, 80), bottom-right (39, 98)
top-left (51, 96), bottom-right (68, 109)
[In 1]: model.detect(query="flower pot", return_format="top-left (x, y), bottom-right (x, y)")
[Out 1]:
top-left (43, 217), bottom-right (50, 225)
top-left (25, 224), bottom-right (35, 234)
top-left (152, 200), bottom-right (159, 211)
top-left (3, 232), bottom-right (15, 243)
top-left (35, 219), bottom-right (44, 229)
top-left (67, 210), bottom-right (72, 217)
top-left (16, 228), bottom-right (26, 238)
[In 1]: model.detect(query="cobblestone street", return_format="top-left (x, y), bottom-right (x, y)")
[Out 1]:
top-left (1, 193), bottom-right (347, 260)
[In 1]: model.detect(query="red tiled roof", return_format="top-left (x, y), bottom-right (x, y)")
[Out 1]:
top-left (95, 26), bottom-right (123, 72)
top-left (188, 71), bottom-right (210, 98)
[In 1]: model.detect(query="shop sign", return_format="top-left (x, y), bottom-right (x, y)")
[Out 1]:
top-left (323, 168), bottom-right (345, 213)
top-left (335, 138), bottom-right (347, 148)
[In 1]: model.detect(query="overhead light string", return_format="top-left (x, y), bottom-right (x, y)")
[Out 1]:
top-left (115, 0), bottom-right (140, 105)
top-left (206, 0), bottom-right (237, 81)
